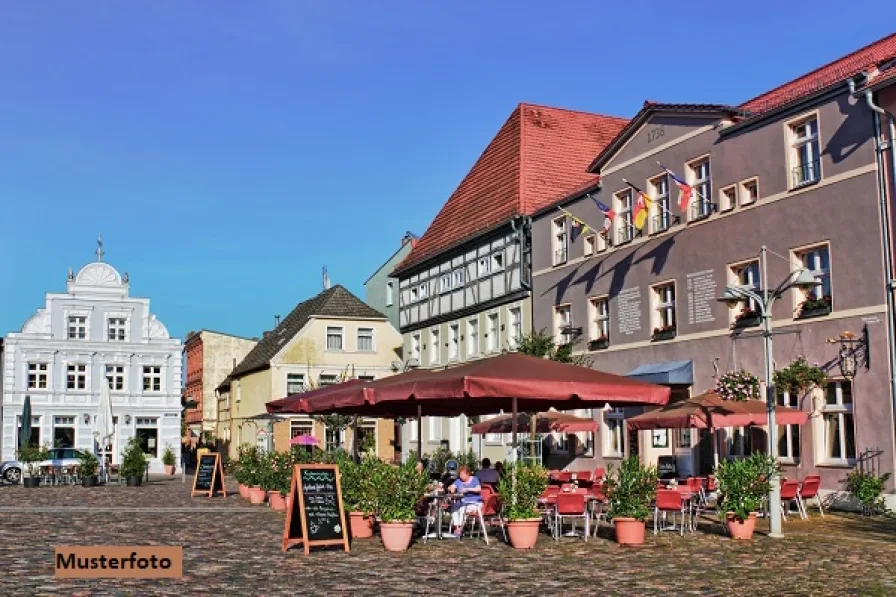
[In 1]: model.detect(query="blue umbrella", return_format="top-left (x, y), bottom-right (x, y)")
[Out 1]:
top-left (19, 395), bottom-right (32, 449)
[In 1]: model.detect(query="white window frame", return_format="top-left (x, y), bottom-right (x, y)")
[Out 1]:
top-left (603, 407), bottom-right (625, 458)
top-left (411, 332), bottom-right (421, 362)
top-left (554, 304), bottom-right (572, 345)
top-left (52, 416), bottom-right (77, 449)
top-left (105, 364), bottom-right (126, 391)
top-left (326, 326), bottom-right (345, 352)
top-left (583, 235), bottom-right (596, 257)
top-left (410, 286), bottom-right (418, 303)
top-left (477, 256), bottom-right (491, 278)
top-left (788, 114), bottom-right (821, 188)
top-left (467, 317), bottom-right (479, 357)
top-left (439, 273), bottom-right (452, 294)
top-left (418, 283), bottom-right (428, 300)
top-left (795, 244), bottom-right (832, 302)
top-left (429, 328), bottom-right (440, 365)
top-left (142, 365), bottom-right (162, 393)
top-left (588, 296), bottom-right (609, 342)
top-left (135, 417), bottom-right (160, 458)
top-left (740, 178), bottom-right (759, 206)
top-left (729, 259), bottom-right (761, 317)
top-left (409, 417), bottom-right (419, 441)
top-left (385, 281), bottom-right (394, 307)
top-left (448, 324), bottom-right (459, 361)
top-left (649, 175), bottom-right (671, 233)
top-left (428, 417), bottom-right (442, 442)
top-left (819, 380), bottom-right (855, 465)
top-left (452, 268), bottom-right (465, 288)
top-left (651, 282), bottom-right (677, 333)
top-left (357, 327), bottom-right (375, 352)
top-left (290, 418), bottom-right (313, 438)
top-left (107, 317), bottom-right (127, 342)
top-left (67, 315), bottom-right (88, 340)
top-left (688, 157), bottom-right (712, 221)
top-left (486, 312), bottom-right (499, 353)
top-left (552, 216), bottom-right (568, 265)
top-left (286, 373), bottom-right (305, 395)
top-left (615, 189), bottom-right (634, 244)
top-left (16, 415), bottom-right (42, 449)
top-left (777, 390), bottom-right (800, 463)
top-left (27, 362), bottom-right (49, 390)
top-left (719, 184), bottom-right (737, 212)
top-left (491, 251), bottom-right (504, 271)
top-left (67, 363), bottom-right (87, 391)
top-left (508, 307), bottom-right (522, 350)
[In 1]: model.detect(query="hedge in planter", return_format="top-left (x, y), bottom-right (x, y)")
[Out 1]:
top-left (17, 444), bottom-right (49, 487)
top-left (373, 461), bottom-right (430, 552)
top-left (121, 437), bottom-right (148, 486)
top-left (161, 445), bottom-right (177, 475)
top-left (604, 456), bottom-right (657, 545)
top-left (79, 450), bottom-right (100, 487)
top-left (496, 462), bottom-right (549, 549)
top-left (341, 455), bottom-right (381, 538)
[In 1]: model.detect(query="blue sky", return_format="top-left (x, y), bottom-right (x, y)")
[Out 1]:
top-left (0, 2), bottom-right (892, 340)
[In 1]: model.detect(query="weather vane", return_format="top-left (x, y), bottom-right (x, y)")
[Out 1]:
top-left (96, 235), bottom-right (104, 262)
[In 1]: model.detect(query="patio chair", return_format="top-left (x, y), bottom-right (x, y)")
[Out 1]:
top-left (593, 467), bottom-right (606, 482)
top-left (780, 480), bottom-right (802, 521)
top-left (590, 484), bottom-right (608, 537)
top-left (477, 493), bottom-right (507, 544)
top-left (654, 489), bottom-right (687, 536)
top-left (459, 502), bottom-right (489, 544)
top-left (554, 492), bottom-right (589, 541)
top-left (107, 464), bottom-right (123, 485)
top-left (797, 476), bottom-right (824, 518)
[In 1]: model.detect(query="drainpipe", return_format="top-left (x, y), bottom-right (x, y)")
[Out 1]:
top-left (856, 79), bottom-right (896, 434)
top-left (510, 215), bottom-right (532, 291)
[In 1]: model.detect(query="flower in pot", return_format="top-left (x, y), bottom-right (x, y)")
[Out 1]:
top-left (79, 450), bottom-right (100, 487)
top-left (120, 437), bottom-right (148, 487)
top-left (161, 445), bottom-right (176, 476)
top-left (496, 462), bottom-right (549, 549)
top-left (715, 453), bottom-right (779, 539)
top-left (341, 455), bottom-right (381, 538)
top-left (604, 456), bottom-right (657, 545)
top-left (267, 451), bottom-right (292, 511)
top-left (17, 443), bottom-right (49, 488)
top-left (374, 460), bottom-right (429, 552)
top-left (715, 370), bottom-right (761, 402)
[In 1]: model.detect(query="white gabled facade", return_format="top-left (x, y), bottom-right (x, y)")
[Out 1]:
top-left (1, 259), bottom-right (183, 472)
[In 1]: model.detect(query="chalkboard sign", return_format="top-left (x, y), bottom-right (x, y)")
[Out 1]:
top-left (190, 452), bottom-right (226, 498)
top-left (657, 455), bottom-right (678, 480)
top-left (282, 464), bottom-right (350, 555)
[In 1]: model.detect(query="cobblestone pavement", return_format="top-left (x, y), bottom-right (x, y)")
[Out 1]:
top-left (1, 477), bottom-right (894, 596)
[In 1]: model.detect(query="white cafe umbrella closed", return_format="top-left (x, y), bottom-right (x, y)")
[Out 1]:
top-left (93, 382), bottom-right (115, 447)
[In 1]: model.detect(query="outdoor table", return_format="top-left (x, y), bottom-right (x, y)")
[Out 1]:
top-left (658, 487), bottom-right (698, 532)
top-left (424, 492), bottom-right (463, 540)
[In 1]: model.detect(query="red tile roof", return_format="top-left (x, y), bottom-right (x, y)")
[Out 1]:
top-left (394, 103), bottom-right (627, 274)
top-left (740, 32), bottom-right (896, 116)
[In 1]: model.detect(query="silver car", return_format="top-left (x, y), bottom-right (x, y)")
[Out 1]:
top-left (1, 448), bottom-right (86, 484)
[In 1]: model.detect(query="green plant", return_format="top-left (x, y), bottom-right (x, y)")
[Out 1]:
top-left (340, 454), bottom-right (382, 514)
top-left (257, 451), bottom-right (277, 492)
top-left (373, 461), bottom-right (429, 522)
top-left (773, 356), bottom-right (825, 396)
top-left (716, 370), bottom-right (761, 402)
top-left (120, 437), bottom-right (148, 479)
top-left (427, 446), bottom-right (452, 475)
top-left (845, 469), bottom-right (892, 515)
top-left (272, 451), bottom-right (294, 496)
top-left (516, 329), bottom-right (593, 367)
top-left (714, 453), bottom-right (779, 522)
top-left (605, 456), bottom-right (658, 522)
top-left (78, 450), bottom-right (99, 477)
top-left (455, 449), bottom-right (479, 473)
top-left (496, 462), bottom-right (549, 520)
top-left (17, 443), bottom-right (49, 477)
top-left (161, 445), bottom-right (176, 467)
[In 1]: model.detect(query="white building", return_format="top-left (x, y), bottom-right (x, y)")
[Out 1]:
top-left (1, 253), bottom-right (183, 472)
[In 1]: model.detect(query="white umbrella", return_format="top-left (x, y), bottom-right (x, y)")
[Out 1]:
top-left (93, 382), bottom-right (115, 448)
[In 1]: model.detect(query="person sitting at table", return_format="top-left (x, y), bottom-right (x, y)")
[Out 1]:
top-left (494, 460), bottom-right (505, 479)
top-left (476, 458), bottom-right (499, 486)
top-left (447, 465), bottom-right (482, 537)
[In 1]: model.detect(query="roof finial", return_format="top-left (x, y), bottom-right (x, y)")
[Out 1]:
top-left (322, 266), bottom-right (330, 290)
top-left (96, 235), bottom-right (104, 262)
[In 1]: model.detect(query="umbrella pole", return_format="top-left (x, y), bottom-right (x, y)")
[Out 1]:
top-left (713, 428), bottom-right (719, 469)
top-left (511, 397), bottom-right (518, 463)
top-left (416, 404), bottom-right (422, 462)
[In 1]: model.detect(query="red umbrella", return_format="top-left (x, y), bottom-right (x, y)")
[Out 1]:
top-left (266, 377), bottom-right (367, 414)
top-left (471, 411), bottom-right (598, 434)
top-left (625, 391), bottom-right (808, 430)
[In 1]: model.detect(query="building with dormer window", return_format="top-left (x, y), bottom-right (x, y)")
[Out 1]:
top-left (1, 251), bottom-right (183, 472)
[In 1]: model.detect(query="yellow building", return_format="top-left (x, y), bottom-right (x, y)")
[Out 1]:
top-left (225, 285), bottom-right (402, 461)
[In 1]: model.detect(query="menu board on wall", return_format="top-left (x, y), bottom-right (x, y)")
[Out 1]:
top-left (616, 287), bottom-right (642, 336)
top-left (686, 269), bottom-right (717, 325)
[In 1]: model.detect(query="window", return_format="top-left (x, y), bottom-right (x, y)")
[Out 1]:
top-left (410, 286), bottom-right (418, 302)
top-left (107, 317), bottom-right (127, 341)
top-left (719, 185), bottom-right (737, 212)
top-left (52, 416), bottom-right (76, 448)
top-left (385, 281), bottom-right (394, 307)
top-left (604, 408), bottom-right (624, 457)
top-left (17, 416), bottom-right (41, 449)
top-left (589, 297), bottom-right (609, 342)
top-left (822, 381), bottom-right (855, 463)
top-left (357, 327), bottom-right (374, 352)
top-left (732, 260), bottom-right (760, 313)
top-left (67, 364), bottom-right (87, 390)
top-left (467, 318), bottom-right (479, 357)
top-left (418, 283), bottom-right (428, 300)
top-left (319, 374), bottom-right (339, 386)
top-left (325, 427), bottom-right (343, 451)
top-left (290, 419), bottom-right (313, 439)
top-left (67, 316), bottom-right (87, 340)
top-left (486, 313), bottom-right (498, 352)
top-left (430, 328), bottom-right (440, 364)
top-left (583, 235), bottom-right (596, 257)
top-left (615, 189), bottom-right (634, 244)
top-left (142, 366), bottom-right (162, 392)
top-left (552, 217), bottom-right (568, 265)
top-left (326, 326), bottom-right (344, 351)
top-left (136, 417), bottom-right (159, 458)
top-left (452, 268), bottom-right (465, 288)
top-left (410, 417), bottom-right (419, 441)
top-left (798, 245), bottom-right (831, 301)
top-left (689, 158), bottom-right (712, 220)
top-left (27, 363), bottom-right (48, 389)
top-left (439, 273), bottom-right (452, 293)
top-left (728, 427), bottom-right (753, 458)
top-left (354, 420), bottom-right (377, 454)
top-left (740, 178), bottom-right (759, 205)
top-left (105, 365), bottom-right (125, 391)
top-left (652, 283), bottom-right (676, 336)
top-left (790, 116), bottom-right (820, 187)
top-left (508, 307), bottom-right (522, 349)
top-left (411, 333), bottom-right (421, 362)
top-left (477, 256), bottom-right (491, 278)
top-left (449, 324), bottom-right (459, 361)
top-left (491, 252), bottom-right (504, 271)
top-left (286, 373), bottom-right (305, 394)
top-left (428, 417), bottom-right (442, 441)
top-left (777, 390), bottom-right (800, 462)
top-left (554, 304), bottom-right (571, 345)
top-left (650, 175), bottom-right (671, 233)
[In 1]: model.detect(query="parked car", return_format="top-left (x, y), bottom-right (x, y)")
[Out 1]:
top-left (1, 447), bottom-right (87, 484)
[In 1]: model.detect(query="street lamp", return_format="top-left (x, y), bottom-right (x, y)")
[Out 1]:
top-left (717, 245), bottom-right (820, 539)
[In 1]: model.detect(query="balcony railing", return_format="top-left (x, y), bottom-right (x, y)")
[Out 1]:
top-left (652, 214), bottom-right (670, 233)
top-left (792, 159), bottom-right (820, 188)
top-left (616, 226), bottom-right (634, 245)
top-left (689, 199), bottom-right (713, 222)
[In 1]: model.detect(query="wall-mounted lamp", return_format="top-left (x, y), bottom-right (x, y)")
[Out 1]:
top-left (825, 327), bottom-right (870, 380)
top-left (124, 415), bottom-right (132, 425)
top-left (83, 413), bottom-right (91, 424)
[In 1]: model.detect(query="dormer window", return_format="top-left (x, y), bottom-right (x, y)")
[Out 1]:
top-left (108, 318), bottom-right (127, 341)
top-left (68, 316), bottom-right (87, 340)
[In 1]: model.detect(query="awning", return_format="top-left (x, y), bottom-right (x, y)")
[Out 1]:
top-left (626, 360), bottom-right (693, 386)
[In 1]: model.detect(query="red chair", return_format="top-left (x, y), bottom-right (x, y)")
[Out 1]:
top-left (797, 476), bottom-right (824, 518)
top-left (779, 480), bottom-right (801, 520)
top-left (593, 467), bottom-right (606, 482)
top-left (554, 471), bottom-right (573, 484)
top-left (555, 492), bottom-right (589, 541)
top-left (538, 488), bottom-right (559, 533)
top-left (570, 470), bottom-right (592, 483)
top-left (589, 483), bottom-right (608, 536)
top-left (706, 475), bottom-right (717, 492)
top-left (654, 489), bottom-right (687, 536)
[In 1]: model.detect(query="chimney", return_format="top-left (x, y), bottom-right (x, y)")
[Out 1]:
top-left (322, 266), bottom-right (331, 290)
top-left (274, 314), bottom-right (281, 327)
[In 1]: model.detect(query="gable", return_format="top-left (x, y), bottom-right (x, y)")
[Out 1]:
top-left (601, 113), bottom-right (723, 173)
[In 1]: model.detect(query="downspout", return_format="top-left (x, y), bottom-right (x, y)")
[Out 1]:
top-left (510, 215), bottom-right (532, 291)
top-left (856, 78), bottom-right (896, 435)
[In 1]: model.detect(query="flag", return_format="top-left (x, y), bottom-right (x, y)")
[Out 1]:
top-left (659, 163), bottom-right (693, 213)
top-left (589, 195), bottom-right (615, 234)
top-left (625, 181), bottom-right (651, 230)
top-left (559, 207), bottom-right (590, 242)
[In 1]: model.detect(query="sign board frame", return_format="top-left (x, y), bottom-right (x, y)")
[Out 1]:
top-left (190, 452), bottom-right (227, 498)
top-left (282, 464), bottom-right (350, 555)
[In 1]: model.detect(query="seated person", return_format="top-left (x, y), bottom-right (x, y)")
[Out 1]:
top-left (440, 459), bottom-right (459, 488)
top-left (494, 461), bottom-right (505, 479)
top-left (447, 465), bottom-right (482, 537)
top-left (476, 458), bottom-right (499, 486)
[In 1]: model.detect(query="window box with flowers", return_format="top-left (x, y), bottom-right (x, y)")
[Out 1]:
top-left (651, 325), bottom-right (676, 342)
top-left (732, 308), bottom-right (761, 329)
top-left (716, 370), bottom-right (761, 402)
top-left (588, 336), bottom-right (610, 351)
top-left (797, 296), bottom-right (832, 320)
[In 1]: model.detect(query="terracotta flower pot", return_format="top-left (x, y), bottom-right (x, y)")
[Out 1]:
top-left (379, 522), bottom-right (414, 552)
top-left (249, 486), bottom-right (267, 505)
top-left (614, 517), bottom-right (646, 545)
top-left (506, 519), bottom-right (541, 549)
top-left (349, 512), bottom-right (374, 538)
top-left (238, 483), bottom-right (250, 500)
top-left (164, 465), bottom-right (175, 476)
top-left (269, 491), bottom-right (286, 511)
top-left (726, 512), bottom-right (757, 540)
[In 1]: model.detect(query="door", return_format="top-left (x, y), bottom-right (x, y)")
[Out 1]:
top-left (697, 429), bottom-right (714, 474)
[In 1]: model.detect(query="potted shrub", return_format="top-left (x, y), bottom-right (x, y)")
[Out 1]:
top-left (845, 469), bottom-right (892, 515)
top-left (341, 456), bottom-right (379, 538)
top-left (161, 445), bottom-right (176, 476)
top-left (268, 451), bottom-right (292, 511)
top-left (121, 437), bottom-right (147, 487)
top-left (496, 462), bottom-right (549, 549)
top-left (374, 461), bottom-right (429, 552)
top-left (250, 452), bottom-right (271, 505)
top-left (17, 444), bottom-right (49, 488)
top-left (232, 444), bottom-right (252, 499)
top-left (79, 450), bottom-right (100, 487)
top-left (604, 456), bottom-right (657, 545)
top-left (715, 453), bottom-right (779, 539)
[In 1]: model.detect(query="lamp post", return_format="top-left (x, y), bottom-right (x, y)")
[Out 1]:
top-left (718, 245), bottom-right (820, 539)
